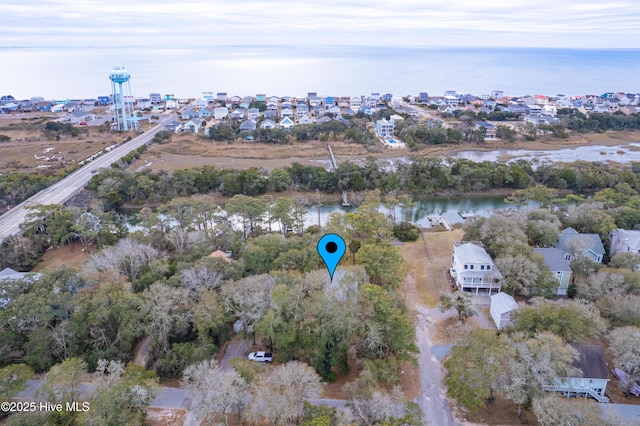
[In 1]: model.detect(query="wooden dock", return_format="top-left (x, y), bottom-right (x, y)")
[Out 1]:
top-left (327, 143), bottom-right (338, 169)
top-left (458, 211), bottom-right (480, 221)
top-left (428, 215), bottom-right (453, 231)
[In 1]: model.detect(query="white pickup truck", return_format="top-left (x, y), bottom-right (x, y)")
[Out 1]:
top-left (248, 351), bottom-right (273, 363)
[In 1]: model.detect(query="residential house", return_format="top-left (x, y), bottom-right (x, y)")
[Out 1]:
top-left (533, 248), bottom-right (573, 295)
top-left (164, 121), bottom-right (182, 133)
top-left (312, 106), bottom-right (326, 117)
top-left (35, 101), bottom-right (52, 112)
top-left (137, 98), bottom-right (152, 109)
top-left (181, 106), bottom-right (198, 120)
top-left (508, 104), bottom-right (528, 114)
top-left (0, 95), bottom-right (16, 105)
top-left (363, 97), bottom-right (378, 108)
top-left (239, 102), bottom-right (251, 110)
top-left (444, 90), bottom-right (457, 97)
top-left (610, 229), bottom-right (640, 257)
top-left (216, 92), bottom-right (227, 102)
top-left (229, 95), bottom-right (242, 104)
top-left (266, 101), bottom-right (278, 111)
top-left (524, 115), bottom-right (560, 126)
top-left (97, 96), bottom-right (111, 106)
top-left (213, 107), bottom-right (229, 120)
top-left (543, 344), bottom-right (610, 403)
top-left (67, 110), bottom-right (94, 124)
top-left (239, 120), bottom-right (256, 132)
top-left (149, 93), bottom-right (162, 104)
top-left (475, 121), bottom-right (497, 139)
top-left (230, 109), bottom-right (245, 121)
top-left (263, 109), bottom-right (278, 120)
top-left (337, 98), bottom-right (350, 108)
top-left (375, 119), bottom-right (394, 138)
top-left (324, 96), bottom-right (336, 106)
top-left (282, 101), bottom-right (293, 110)
top-left (527, 104), bottom-right (543, 115)
top-left (298, 116), bottom-right (313, 124)
top-left (349, 96), bottom-right (362, 108)
top-left (390, 96), bottom-right (403, 107)
top-left (165, 100), bottom-right (177, 110)
top-left (1, 268), bottom-right (41, 307)
top-left (359, 106), bottom-right (373, 115)
top-left (490, 292), bottom-right (518, 330)
top-left (328, 105), bottom-right (341, 115)
top-left (199, 108), bottom-right (213, 118)
top-left (555, 227), bottom-right (605, 263)
top-left (202, 92), bottom-right (214, 101)
top-left (281, 108), bottom-right (294, 118)
top-left (256, 94), bottom-right (266, 102)
top-left (444, 95), bottom-right (459, 106)
top-left (260, 119), bottom-right (276, 129)
top-left (419, 92), bottom-right (429, 103)
top-left (296, 104), bottom-right (309, 119)
top-left (450, 242), bottom-right (503, 295)
top-left (491, 90), bottom-right (504, 99)
top-left (279, 116), bottom-right (294, 130)
top-left (194, 98), bottom-right (208, 109)
top-left (247, 108), bottom-right (260, 121)
top-left (268, 96), bottom-right (279, 104)
top-left (182, 120), bottom-right (200, 133)
top-left (316, 116), bottom-right (331, 125)
top-left (382, 93), bottom-right (393, 102)
top-left (342, 107), bottom-right (356, 116)
top-left (243, 96), bottom-right (255, 104)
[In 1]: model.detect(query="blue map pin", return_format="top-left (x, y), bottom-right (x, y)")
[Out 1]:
top-left (317, 233), bottom-right (346, 281)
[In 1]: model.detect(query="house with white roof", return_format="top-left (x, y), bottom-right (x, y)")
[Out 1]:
top-left (279, 116), bottom-right (294, 130)
top-left (375, 119), bottom-right (394, 138)
top-left (490, 292), bottom-right (518, 330)
top-left (533, 248), bottom-right (573, 295)
top-left (450, 242), bottom-right (503, 295)
top-left (260, 119), bottom-right (276, 129)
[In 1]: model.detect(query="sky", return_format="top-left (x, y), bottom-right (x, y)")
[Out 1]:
top-left (2, 0), bottom-right (640, 49)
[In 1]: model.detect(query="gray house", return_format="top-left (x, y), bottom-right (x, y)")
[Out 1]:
top-left (543, 344), bottom-right (610, 403)
top-left (555, 227), bottom-right (605, 263)
top-left (533, 248), bottom-right (573, 295)
top-left (239, 120), bottom-right (256, 131)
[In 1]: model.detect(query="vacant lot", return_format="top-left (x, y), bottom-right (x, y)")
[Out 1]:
top-left (0, 115), bottom-right (128, 174)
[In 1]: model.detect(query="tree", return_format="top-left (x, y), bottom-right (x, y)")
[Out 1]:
top-left (221, 274), bottom-right (275, 342)
top-left (503, 333), bottom-right (579, 417)
top-left (83, 238), bottom-right (159, 282)
top-left (445, 329), bottom-right (514, 410)
top-left (609, 252), bottom-right (640, 271)
top-left (531, 395), bottom-right (611, 426)
top-left (511, 298), bottom-right (607, 342)
top-left (0, 364), bottom-right (34, 401)
top-left (36, 358), bottom-right (88, 425)
top-left (609, 326), bottom-right (640, 396)
top-left (495, 253), bottom-right (543, 296)
top-left (438, 291), bottom-right (475, 321)
top-left (358, 242), bottom-right (405, 287)
top-left (183, 359), bottom-right (247, 425)
top-left (83, 362), bottom-right (158, 425)
top-left (248, 361), bottom-right (322, 425)
top-left (141, 283), bottom-right (190, 353)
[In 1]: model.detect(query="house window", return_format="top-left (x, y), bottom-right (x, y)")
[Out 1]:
top-left (487, 265), bottom-right (491, 270)
top-left (565, 255), bottom-right (571, 261)
top-left (464, 265), bottom-right (468, 270)
top-left (470, 265), bottom-right (474, 270)
top-left (481, 265), bottom-right (485, 270)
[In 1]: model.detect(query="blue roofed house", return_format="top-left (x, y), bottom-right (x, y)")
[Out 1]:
top-left (450, 242), bottom-right (503, 295)
top-left (533, 248), bottom-right (573, 295)
top-left (555, 228), bottom-right (605, 263)
top-left (543, 344), bottom-right (610, 403)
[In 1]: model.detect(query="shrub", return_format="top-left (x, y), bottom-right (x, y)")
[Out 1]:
top-left (393, 222), bottom-right (420, 242)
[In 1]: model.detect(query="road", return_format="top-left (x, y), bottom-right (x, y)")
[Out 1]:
top-left (0, 114), bottom-right (177, 242)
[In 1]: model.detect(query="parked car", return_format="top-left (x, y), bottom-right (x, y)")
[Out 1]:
top-left (248, 351), bottom-right (273, 363)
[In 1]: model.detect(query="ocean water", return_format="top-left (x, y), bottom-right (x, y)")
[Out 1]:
top-left (1, 45), bottom-right (639, 100)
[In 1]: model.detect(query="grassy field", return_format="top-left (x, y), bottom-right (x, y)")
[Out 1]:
top-left (399, 228), bottom-right (464, 308)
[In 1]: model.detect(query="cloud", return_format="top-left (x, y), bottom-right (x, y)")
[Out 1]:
top-left (1, 0), bottom-right (639, 47)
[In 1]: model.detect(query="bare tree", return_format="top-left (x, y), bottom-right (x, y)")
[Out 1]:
top-left (180, 264), bottom-right (224, 292)
top-left (609, 326), bottom-right (640, 396)
top-left (183, 359), bottom-right (247, 425)
top-left (248, 361), bottom-right (322, 425)
top-left (141, 283), bottom-right (190, 352)
top-left (83, 238), bottom-right (159, 282)
top-left (221, 274), bottom-right (275, 342)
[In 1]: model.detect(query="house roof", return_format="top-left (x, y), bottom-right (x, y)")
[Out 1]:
top-left (454, 242), bottom-right (493, 264)
top-left (533, 248), bottom-right (572, 272)
top-left (571, 344), bottom-right (609, 380)
top-left (611, 229), bottom-right (640, 251)
top-left (557, 228), bottom-right (605, 256)
top-left (490, 292), bottom-right (518, 315)
top-left (239, 120), bottom-right (256, 130)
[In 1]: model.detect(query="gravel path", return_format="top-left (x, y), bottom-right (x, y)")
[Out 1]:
top-left (414, 306), bottom-right (464, 426)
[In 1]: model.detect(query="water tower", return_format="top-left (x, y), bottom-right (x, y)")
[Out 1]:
top-left (109, 67), bottom-right (137, 131)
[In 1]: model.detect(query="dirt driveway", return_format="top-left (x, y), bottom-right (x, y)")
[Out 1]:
top-left (218, 336), bottom-right (253, 371)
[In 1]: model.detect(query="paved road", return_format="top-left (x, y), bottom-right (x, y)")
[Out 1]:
top-left (0, 114), bottom-right (177, 242)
